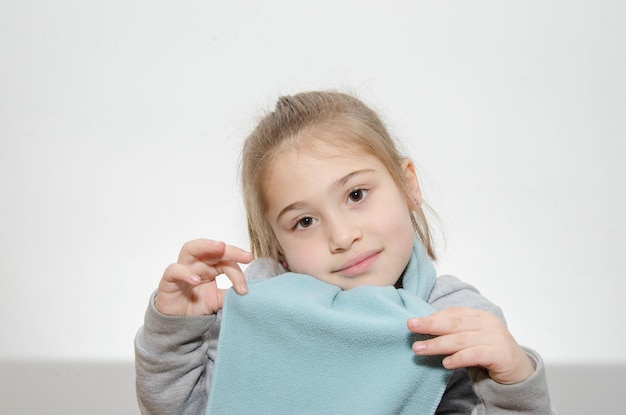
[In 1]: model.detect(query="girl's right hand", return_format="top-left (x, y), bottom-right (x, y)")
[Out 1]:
top-left (155, 239), bottom-right (254, 316)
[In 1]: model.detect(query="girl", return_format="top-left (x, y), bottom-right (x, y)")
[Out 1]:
top-left (135, 91), bottom-right (554, 414)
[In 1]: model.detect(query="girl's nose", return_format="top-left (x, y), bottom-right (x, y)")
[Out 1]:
top-left (328, 216), bottom-right (362, 253)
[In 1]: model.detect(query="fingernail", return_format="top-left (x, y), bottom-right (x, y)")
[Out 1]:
top-left (237, 283), bottom-right (248, 295)
top-left (408, 318), bottom-right (422, 329)
top-left (190, 274), bottom-right (201, 283)
top-left (413, 342), bottom-right (426, 353)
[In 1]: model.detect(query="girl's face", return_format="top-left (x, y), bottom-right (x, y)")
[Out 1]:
top-left (264, 140), bottom-right (421, 289)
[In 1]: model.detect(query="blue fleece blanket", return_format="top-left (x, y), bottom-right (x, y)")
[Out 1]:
top-left (206, 240), bottom-right (451, 414)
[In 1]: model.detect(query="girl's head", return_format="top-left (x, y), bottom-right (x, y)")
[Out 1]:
top-left (240, 91), bottom-right (435, 287)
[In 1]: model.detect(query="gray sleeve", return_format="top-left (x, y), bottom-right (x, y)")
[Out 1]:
top-left (134, 292), bottom-right (221, 415)
top-left (428, 274), bottom-right (505, 320)
top-left (429, 275), bottom-right (556, 415)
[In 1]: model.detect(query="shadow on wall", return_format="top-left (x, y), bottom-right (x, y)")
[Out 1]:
top-left (0, 360), bottom-right (622, 414)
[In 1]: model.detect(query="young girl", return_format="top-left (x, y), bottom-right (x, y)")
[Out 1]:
top-left (135, 91), bottom-right (554, 414)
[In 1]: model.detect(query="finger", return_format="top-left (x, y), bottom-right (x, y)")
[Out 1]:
top-left (161, 263), bottom-right (202, 288)
top-left (179, 239), bottom-right (254, 267)
top-left (183, 247), bottom-right (253, 284)
top-left (433, 339), bottom-right (534, 384)
top-left (441, 346), bottom-right (495, 370)
top-left (216, 288), bottom-right (228, 310)
top-left (220, 262), bottom-right (248, 295)
top-left (178, 239), bottom-right (226, 264)
top-left (221, 247), bottom-right (252, 295)
top-left (407, 307), bottom-right (484, 336)
top-left (412, 331), bottom-right (484, 356)
top-left (411, 333), bottom-right (499, 370)
top-left (221, 243), bottom-right (255, 264)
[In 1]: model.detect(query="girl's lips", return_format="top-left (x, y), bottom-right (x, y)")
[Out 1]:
top-left (335, 250), bottom-right (381, 277)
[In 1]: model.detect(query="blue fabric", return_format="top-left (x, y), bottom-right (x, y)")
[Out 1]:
top-left (206, 239), bottom-right (451, 414)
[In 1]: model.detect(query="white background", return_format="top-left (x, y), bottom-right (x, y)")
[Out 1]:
top-left (1, 0), bottom-right (624, 365)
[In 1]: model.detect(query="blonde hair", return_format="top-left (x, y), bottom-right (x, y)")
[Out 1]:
top-left (240, 91), bottom-right (436, 263)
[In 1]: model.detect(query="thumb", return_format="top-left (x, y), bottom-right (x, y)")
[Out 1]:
top-left (216, 288), bottom-right (229, 311)
top-left (216, 283), bottom-right (248, 311)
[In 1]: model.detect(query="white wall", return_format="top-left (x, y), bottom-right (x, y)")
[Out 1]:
top-left (1, 0), bottom-right (624, 364)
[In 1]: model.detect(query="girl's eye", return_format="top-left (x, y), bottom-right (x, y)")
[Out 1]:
top-left (295, 216), bottom-right (316, 229)
top-left (347, 189), bottom-right (368, 204)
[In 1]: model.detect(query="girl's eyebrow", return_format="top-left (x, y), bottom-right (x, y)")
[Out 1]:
top-left (275, 169), bottom-right (376, 222)
top-left (328, 168), bottom-right (375, 193)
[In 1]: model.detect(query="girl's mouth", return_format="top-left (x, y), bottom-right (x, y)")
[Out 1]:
top-left (335, 250), bottom-right (381, 277)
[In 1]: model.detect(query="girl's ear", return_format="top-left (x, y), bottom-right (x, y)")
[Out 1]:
top-left (400, 159), bottom-right (422, 209)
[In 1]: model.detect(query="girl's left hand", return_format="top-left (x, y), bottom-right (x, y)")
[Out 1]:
top-left (407, 307), bottom-right (535, 385)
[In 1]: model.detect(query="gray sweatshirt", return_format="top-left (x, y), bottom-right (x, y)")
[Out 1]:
top-left (135, 259), bottom-right (555, 414)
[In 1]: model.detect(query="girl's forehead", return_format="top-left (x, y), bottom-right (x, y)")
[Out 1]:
top-left (276, 141), bottom-right (372, 169)
top-left (279, 133), bottom-right (371, 159)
